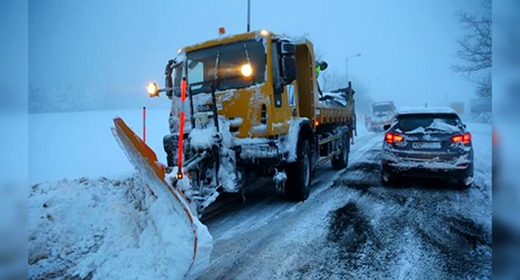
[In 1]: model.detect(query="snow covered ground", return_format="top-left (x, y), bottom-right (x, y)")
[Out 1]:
top-left (27, 108), bottom-right (494, 279)
top-left (28, 108), bottom-right (215, 279)
top-left (29, 108), bottom-right (171, 184)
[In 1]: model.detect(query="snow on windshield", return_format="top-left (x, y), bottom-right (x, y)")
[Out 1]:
top-left (397, 114), bottom-right (461, 133)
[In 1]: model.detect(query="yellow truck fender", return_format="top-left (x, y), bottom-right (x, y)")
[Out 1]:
top-left (285, 118), bottom-right (315, 163)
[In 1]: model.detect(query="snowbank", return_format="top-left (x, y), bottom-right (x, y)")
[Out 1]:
top-left (29, 175), bottom-right (212, 279)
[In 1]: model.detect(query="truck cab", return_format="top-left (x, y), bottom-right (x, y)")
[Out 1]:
top-left (150, 30), bottom-right (356, 214)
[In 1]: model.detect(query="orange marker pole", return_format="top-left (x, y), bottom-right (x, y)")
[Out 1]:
top-left (143, 106), bottom-right (146, 143)
top-left (177, 78), bottom-right (187, 179)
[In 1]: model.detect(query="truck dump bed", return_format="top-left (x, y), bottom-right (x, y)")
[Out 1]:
top-left (294, 41), bottom-right (355, 127)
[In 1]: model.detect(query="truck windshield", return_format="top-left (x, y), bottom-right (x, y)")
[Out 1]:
top-left (178, 39), bottom-right (266, 95)
top-left (373, 104), bottom-right (394, 113)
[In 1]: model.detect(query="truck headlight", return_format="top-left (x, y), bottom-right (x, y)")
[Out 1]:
top-left (241, 63), bottom-right (253, 78)
top-left (147, 82), bottom-right (159, 97)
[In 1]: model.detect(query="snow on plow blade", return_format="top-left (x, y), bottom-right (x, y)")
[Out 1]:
top-left (111, 117), bottom-right (211, 278)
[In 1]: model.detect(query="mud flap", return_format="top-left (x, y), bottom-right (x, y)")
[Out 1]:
top-left (111, 117), bottom-right (207, 277)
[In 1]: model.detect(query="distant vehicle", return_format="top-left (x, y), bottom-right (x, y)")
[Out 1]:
top-left (380, 107), bottom-right (474, 188)
top-left (450, 102), bottom-right (465, 115)
top-left (365, 101), bottom-right (396, 131)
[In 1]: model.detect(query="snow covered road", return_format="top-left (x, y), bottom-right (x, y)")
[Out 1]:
top-left (27, 108), bottom-right (491, 279)
top-left (198, 123), bottom-right (491, 279)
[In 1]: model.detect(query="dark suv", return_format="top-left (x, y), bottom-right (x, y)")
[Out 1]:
top-left (381, 107), bottom-right (474, 188)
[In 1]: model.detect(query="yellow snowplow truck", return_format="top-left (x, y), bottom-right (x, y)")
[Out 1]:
top-left (147, 30), bottom-right (356, 214)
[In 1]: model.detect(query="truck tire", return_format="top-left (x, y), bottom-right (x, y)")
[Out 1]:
top-left (285, 140), bottom-right (311, 201)
top-left (331, 132), bottom-right (349, 169)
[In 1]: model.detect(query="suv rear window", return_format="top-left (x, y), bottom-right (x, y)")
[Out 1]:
top-left (396, 113), bottom-right (461, 132)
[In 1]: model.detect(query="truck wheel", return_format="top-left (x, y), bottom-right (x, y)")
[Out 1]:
top-left (331, 132), bottom-right (349, 170)
top-left (285, 140), bottom-right (311, 201)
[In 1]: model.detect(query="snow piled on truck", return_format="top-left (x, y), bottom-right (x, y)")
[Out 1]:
top-left (29, 175), bottom-right (212, 280)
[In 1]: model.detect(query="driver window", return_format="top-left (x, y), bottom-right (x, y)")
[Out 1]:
top-left (272, 42), bottom-right (282, 86)
top-left (173, 62), bottom-right (184, 97)
top-left (187, 60), bottom-right (204, 85)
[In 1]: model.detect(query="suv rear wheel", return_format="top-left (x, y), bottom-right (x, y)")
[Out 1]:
top-left (381, 172), bottom-right (395, 185)
top-left (457, 176), bottom-right (473, 189)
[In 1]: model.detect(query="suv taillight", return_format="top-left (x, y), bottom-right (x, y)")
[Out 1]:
top-left (385, 132), bottom-right (404, 144)
top-left (451, 133), bottom-right (471, 145)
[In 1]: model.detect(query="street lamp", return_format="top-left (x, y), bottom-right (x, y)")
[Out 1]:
top-left (247, 0), bottom-right (251, 32)
top-left (346, 53), bottom-right (361, 83)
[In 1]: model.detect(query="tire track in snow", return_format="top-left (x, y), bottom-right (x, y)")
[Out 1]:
top-left (199, 129), bottom-right (491, 279)
top-left (203, 131), bottom-right (383, 233)
top-left (330, 142), bottom-right (491, 279)
top-left (198, 134), bottom-right (384, 279)
top-left (324, 181), bottom-right (432, 279)
top-left (354, 190), bottom-right (488, 278)
top-left (199, 181), bottom-right (353, 279)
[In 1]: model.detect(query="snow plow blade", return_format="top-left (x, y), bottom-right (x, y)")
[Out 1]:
top-left (111, 117), bottom-right (210, 277)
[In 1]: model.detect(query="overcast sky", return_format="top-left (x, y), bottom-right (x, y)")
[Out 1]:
top-left (29, 0), bottom-right (484, 108)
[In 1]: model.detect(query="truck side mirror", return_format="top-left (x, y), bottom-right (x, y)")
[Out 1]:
top-left (281, 42), bottom-right (295, 56)
top-left (282, 56), bottom-right (297, 84)
top-left (165, 59), bottom-right (175, 97)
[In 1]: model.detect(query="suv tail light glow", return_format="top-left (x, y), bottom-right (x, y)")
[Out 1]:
top-left (385, 132), bottom-right (404, 144)
top-left (451, 133), bottom-right (471, 145)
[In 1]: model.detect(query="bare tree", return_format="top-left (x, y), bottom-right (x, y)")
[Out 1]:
top-left (452, 0), bottom-right (492, 97)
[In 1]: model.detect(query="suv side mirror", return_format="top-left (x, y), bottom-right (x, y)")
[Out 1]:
top-left (282, 56), bottom-right (297, 84)
top-left (383, 124), bottom-right (391, 131)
